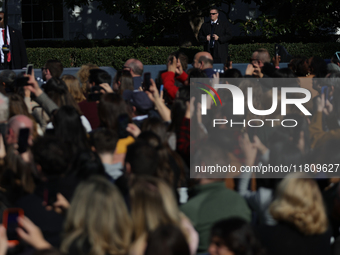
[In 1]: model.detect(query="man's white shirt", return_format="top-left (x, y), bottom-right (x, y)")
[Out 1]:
top-left (0, 26), bottom-right (10, 63)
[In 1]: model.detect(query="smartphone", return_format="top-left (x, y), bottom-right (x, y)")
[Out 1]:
top-left (169, 52), bottom-right (179, 64)
top-left (3, 208), bottom-right (24, 246)
top-left (247, 126), bottom-right (256, 143)
top-left (224, 55), bottom-right (232, 70)
top-left (321, 86), bottom-right (329, 105)
top-left (43, 187), bottom-right (57, 206)
top-left (26, 64), bottom-right (33, 75)
top-left (14, 76), bottom-right (29, 87)
top-left (87, 93), bottom-right (102, 102)
top-left (17, 128), bottom-right (29, 154)
top-left (275, 44), bottom-right (279, 56)
top-left (143, 72), bottom-right (151, 91)
top-left (91, 85), bottom-right (101, 93)
top-left (336, 52), bottom-right (340, 62)
top-left (118, 113), bottom-right (130, 139)
top-left (159, 84), bottom-right (164, 95)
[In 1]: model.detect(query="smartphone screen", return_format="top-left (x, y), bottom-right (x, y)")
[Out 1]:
top-left (14, 77), bottom-right (29, 87)
top-left (3, 208), bottom-right (24, 245)
top-left (143, 72), bottom-right (151, 91)
top-left (87, 93), bottom-right (102, 102)
top-left (321, 86), bottom-right (328, 105)
top-left (159, 84), bottom-right (164, 95)
top-left (91, 85), bottom-right (101, 93)
top-left (275, 44), bottom-right (279, 56)
top-left (247, 126), bottom-right (256, 143)
top-left (43, 186), bottom-right (58, 206)
top-left (18, 128), bottom-right (30, 154)
top-left (26, 64), bottom-right (33, 75)
top-left (118, 113), bottom-right (130, 139)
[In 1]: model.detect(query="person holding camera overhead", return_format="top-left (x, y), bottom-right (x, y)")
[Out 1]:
top-left (198, 7), bottom-right (232, 64)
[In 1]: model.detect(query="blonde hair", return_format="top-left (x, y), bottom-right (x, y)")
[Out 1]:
top-left (129, 176), bottom-right (184, 240)
top-left (270, 173), bottom-right (328, 235)
top-left (0, 92), bottom-right (8, 122)
top-left (60, 176), bottom-right (132, 255)
top-left (62, 74), bottom-right (86, 103)
top-left (76, 63), bottom-right (99, 93)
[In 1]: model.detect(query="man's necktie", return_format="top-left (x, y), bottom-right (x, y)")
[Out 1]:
top-left (210, 23), bottom-right (215, 48)
top-left (2, 29), bottom-right (11, 62)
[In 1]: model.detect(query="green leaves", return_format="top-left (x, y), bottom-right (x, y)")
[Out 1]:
top-left (62, 0), bottom-right (237, 45)
top-left (26, 43), bottom-right (338, 68)
top-left (240, 0), bottom-right (340, 39)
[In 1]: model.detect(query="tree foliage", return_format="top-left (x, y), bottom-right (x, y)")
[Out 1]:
top-left (62, 0), bottom-right (340, 43)
top-left (240, 0), bottom-right (340, 38)
top-left (63, 0), bottom-right (237, 45)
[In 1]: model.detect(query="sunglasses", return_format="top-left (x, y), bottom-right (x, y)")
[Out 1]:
top-left (122, 65), bottom-right (131, 71)
top-left (210, 13), bottom-right (217, 15)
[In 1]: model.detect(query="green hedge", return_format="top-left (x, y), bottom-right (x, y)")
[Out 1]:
top-left (24, 35), bottom-right (340, 49)
top-left (26, 42), bottom-right (340, 69)
top-left (228, 42), bottom-right (340, 63)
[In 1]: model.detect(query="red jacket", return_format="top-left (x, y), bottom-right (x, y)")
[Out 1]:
top-left (161, 71), bottom-right (188, 99)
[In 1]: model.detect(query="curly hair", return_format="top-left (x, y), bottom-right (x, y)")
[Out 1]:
top-left (62, 74), bottom-right (86, 103)
top-left (76, 63), bottom-right (99, 93)
top-left (270, 173), bottom-right (328, 235)
top-left (210, 218), bottom-right (265, 255)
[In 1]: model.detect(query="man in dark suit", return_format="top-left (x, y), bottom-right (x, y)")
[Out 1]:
top-left (198, 7), bottom-right (232, 64)
top-left (0, 11), bottom-right (28, 69)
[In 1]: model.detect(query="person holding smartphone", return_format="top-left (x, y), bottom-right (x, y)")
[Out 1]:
top-left (0, 216), bottom-right (52, 254)
top-left (78, 69), bottom-right (113, 130)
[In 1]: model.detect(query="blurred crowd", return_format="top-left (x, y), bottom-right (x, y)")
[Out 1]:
top-left (0, 48), bottom-right (339, 255)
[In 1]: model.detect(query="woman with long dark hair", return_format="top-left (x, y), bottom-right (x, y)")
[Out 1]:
top-left (98, 93), bottom-right (134, 164)
top-left (168, 86), bottom-right (190, 167)
top-left (141, 118), bottom-right (188, 186)
top-left (44, 78), bottom-right (92, 133)
top-left (52, 105), bottom-right (90, 158)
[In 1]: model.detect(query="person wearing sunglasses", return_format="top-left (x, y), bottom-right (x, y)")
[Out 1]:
top-left (198, 7), bottom-right (232, 64)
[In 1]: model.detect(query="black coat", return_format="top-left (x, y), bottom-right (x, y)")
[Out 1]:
top-left (256, 222), bottom-right (331, 255)
top-left (198, 19), bottom-right (232, 63)
top-left (8, 27), bottom-right (28, 69)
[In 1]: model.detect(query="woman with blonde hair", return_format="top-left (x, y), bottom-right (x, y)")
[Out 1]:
top-left (61, 74), bottom-right (86, 103)
top-left (257, 173), bottom-right (331, 255)
top-left (76, 63), bottom-right (99, 94)
top-left (60, 176), bottom-right (132, 255)
top-left (129, 176), bottom-right (198, 255)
